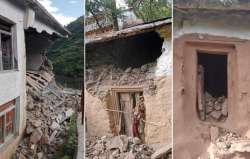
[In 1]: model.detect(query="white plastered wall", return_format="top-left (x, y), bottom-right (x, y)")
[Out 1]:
top-left (174, 14), bottom-right (250, 40)
top-left (0, 1), bottom-right (67, 158)
top-left (0, 1), bottom-right (27, 159)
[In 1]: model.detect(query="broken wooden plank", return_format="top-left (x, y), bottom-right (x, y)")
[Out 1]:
top-left (26, 76), bottom-right (42, 91)
top-left (27, 70), bottom-right (54, 83)
top-left (41, 71), bottom-right (54, 82)
top-left (27, 73), bottom-right (47, 84)
top-left (26, 72), bottom-right (51, 92)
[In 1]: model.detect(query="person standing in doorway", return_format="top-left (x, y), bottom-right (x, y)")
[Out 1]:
top-left (132, 108), bottom-right (140, 138)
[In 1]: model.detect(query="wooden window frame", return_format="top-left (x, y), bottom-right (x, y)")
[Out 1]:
top-left (0, 99), bottom-right (17, 147)
top-left (0, 18), bottom-right (17, 72)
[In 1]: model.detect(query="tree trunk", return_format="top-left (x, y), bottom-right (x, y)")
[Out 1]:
top-left (112, 13), bottom-right (119, 31)
top-left (111, 0), bottom-right (119, 31)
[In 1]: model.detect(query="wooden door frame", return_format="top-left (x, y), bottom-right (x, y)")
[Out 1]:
top-left (110, 86), bottom-right (143, 135)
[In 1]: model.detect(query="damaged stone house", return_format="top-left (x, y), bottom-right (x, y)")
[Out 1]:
top-left (173, 1), bottom-right (250, 159)
top-left (0, 0), bottom-right (69, 158)
top-left (85, 17), bottom-right (172, 156)
top-left (85, 8), bottom-right (141, 37)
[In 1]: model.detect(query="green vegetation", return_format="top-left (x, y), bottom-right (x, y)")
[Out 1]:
top-left (86, 0), bottom-right (171, 31)
top-left (126, 0), bottom-right (171, 22)
top-left (86, 0), bottom-right (122, 30)
top-left (48, 16), bottom-right (84, 79)
top-left (53, 115), bottom-right (78, 159)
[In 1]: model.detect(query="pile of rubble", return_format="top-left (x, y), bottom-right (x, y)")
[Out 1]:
top-left (206, 128), bottom-right (250, 158)
top-left (86, 63), bottom-right (157, 99)
top-left (15, 82), bottom-right (81, 159)
top-left (86, 135), bottom-right (155, 159)
top-left (200, 92), bottom-right (228, 122)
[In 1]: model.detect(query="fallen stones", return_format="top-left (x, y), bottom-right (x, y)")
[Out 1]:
top-left (205, 129), bottom-right (250, 158)
top-left (18, 153), bottom-right (27, 159)
top-left (49, 130), bottom-right (58, 144)
top-left (151, 145), bottom-right (172, 159)
top-left (37, 152), bottom-right (44, 159)
top-left (199, 92), bottom-right (228, 122)
top-left (86, 63), bottom-right (157, 99)
top-left (50, 121), bottom-right (60, 130)
top-left (32, 120), bottom-right (42, 128)
top-left (15, 83), bottom-right (81, 159)
top-left (30, 128), bottom-right (43, 144)
top-left (26, 124), bottom-right (34, 135)
top-left (86, 135), bottom-right (155, 159)
top-left (210, 111), bottom-right (222, 120)
top-left (108, 135), bottom-right (129, 152)
top-left (132, 137), bottom-right (141, 145)
top-left (124, 151), bottom-right (135, 159)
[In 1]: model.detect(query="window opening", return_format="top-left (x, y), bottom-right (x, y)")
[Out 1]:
top-left (197, 53), bottom-right (228, 122)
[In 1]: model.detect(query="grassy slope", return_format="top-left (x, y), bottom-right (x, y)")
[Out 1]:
top-left (48, 16), bottom-right (84, 78)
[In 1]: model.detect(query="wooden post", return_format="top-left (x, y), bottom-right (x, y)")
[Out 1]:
top-left (197, 65), bottom-right (205, 121)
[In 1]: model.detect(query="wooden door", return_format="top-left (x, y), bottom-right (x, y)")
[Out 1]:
top-left (119, 92), bottom-right (133, 136)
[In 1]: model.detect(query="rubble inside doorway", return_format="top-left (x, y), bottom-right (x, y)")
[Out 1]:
top-left (198, 92), bottom-right (228, 122)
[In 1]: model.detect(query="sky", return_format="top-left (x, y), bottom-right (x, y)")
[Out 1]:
top-left (38, 0), bottom-right (84, 26)
top-left (116, 0), bottom-right (128, 8)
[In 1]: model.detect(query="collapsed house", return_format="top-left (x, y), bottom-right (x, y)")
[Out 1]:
top-left (85, 17), bottom-right (172, 158)
top-left (174, 1), bottom-right (250, 159)
top-left (0, 0), bottom-right (70, 158)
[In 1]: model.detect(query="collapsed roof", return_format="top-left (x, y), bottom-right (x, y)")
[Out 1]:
top-left (86, 17), bottom-right (172, 45)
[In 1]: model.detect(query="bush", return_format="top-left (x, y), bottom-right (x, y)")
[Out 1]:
top-left (53, 115), bottom-right (78, 159)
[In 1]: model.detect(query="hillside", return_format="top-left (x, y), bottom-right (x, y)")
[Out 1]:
top-left (48, 16), bottom-right (84, 84)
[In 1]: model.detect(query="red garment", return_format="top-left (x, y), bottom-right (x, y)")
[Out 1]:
top-left (132, 115), bottom-right (140, 138)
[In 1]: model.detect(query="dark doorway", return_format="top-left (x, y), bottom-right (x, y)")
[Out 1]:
top-left (198, 53), bottom-right (227, 98)
top-left (197, 53), bottom-right (228, 122)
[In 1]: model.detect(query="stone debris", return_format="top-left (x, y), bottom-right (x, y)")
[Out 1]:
top-left (86, 135), bottom-right (157, 159)
top-left (151, 145), bottom-right (172, 159)
top-left (14, 81), bottom-right (81, 159)
top-left (199, 92), bottom-right (228, 122)
top-left (204, 127), bottom-right (250, 159)
top-left (86, 63), bottom-right (158, 99)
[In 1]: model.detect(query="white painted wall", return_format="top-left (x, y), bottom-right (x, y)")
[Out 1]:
top-left (0, 1), bottom-right (27, 158)
top-left (0, 0), bottom-right (67, 158)
top-left (155, 38), bottom-right (172, 77)
top-left (174, 13), bottom-right (250, 40)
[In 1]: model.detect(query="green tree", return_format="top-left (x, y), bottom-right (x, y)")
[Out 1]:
top-left (86, 0), bottom-right (122, 31)
top-left (126, 0), bottom-right (171, 22)
top-left (48, 16), bottom-right (84, 79)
